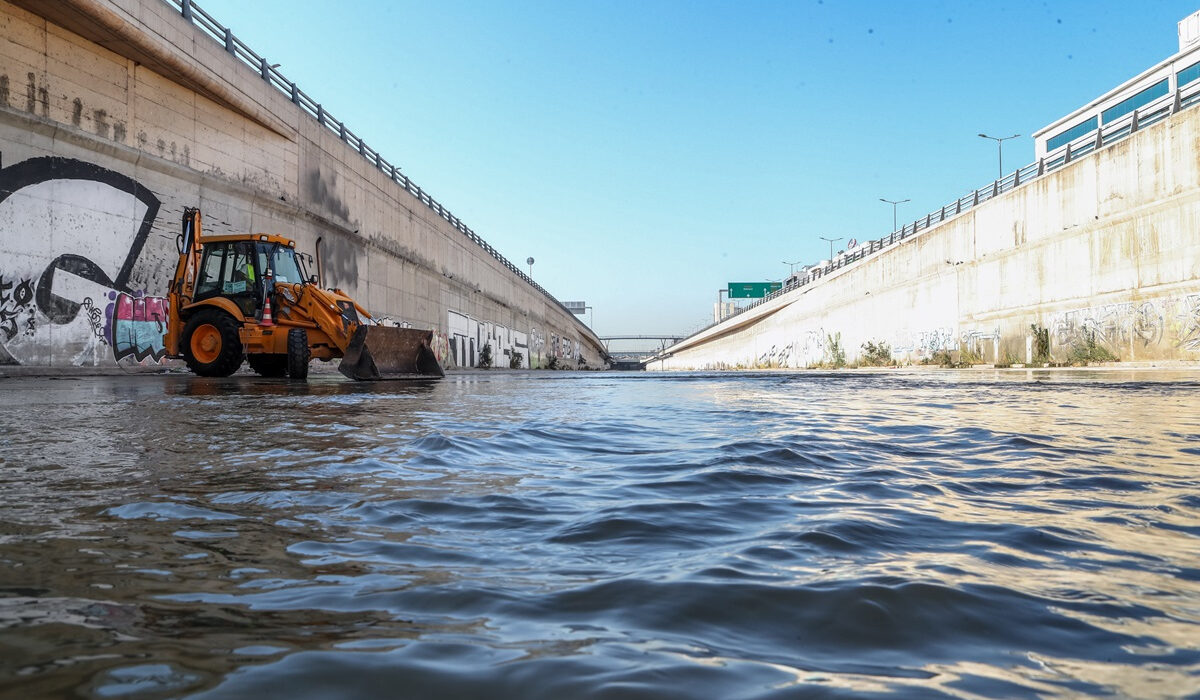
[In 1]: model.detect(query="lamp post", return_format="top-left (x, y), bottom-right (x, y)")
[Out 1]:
top-left (978, 133), bottom-right (1020, 179)
top-left (879, 197), bottom-right (909, 233)
top-left (819, 236), bottom-right (843, 261)
top-left (783, 259), bottom-right (802, 276)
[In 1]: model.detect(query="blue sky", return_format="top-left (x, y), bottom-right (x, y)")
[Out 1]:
top-left (194, 0), bottom-right (1198, 338)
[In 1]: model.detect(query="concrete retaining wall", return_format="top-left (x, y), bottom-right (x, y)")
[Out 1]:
top-left (650, 103), bottom-right (1200, 370)
top-left (0, 0), bottom-right (604, 370)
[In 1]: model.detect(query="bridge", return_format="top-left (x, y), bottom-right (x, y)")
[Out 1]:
top-left (598, 336), bottom-right (685, 370)
top-left (599, 335), bottom-right (685, 349)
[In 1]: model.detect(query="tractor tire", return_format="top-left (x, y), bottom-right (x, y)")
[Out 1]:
top-left (287, 327), bottom-right (310, 380)
top-left (247, 354), bottom-right (287, 377)
top-left (181, 309), bottom-right (244, 377)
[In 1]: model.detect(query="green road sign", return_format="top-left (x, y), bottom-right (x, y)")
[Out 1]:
top-left (727, 282), bottom-right (782, 299)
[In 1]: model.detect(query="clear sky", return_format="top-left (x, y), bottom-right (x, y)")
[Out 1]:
top-left (194, 0), bottom-right (1198, 339)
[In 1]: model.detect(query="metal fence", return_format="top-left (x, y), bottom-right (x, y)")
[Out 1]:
top-left (696, 77), bottom-right (1200, 338)
top-left (166, 0), bottom-right (578, 320)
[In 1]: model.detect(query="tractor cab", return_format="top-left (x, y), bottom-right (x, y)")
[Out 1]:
top-left (192, 235), bottom-right (310, 318)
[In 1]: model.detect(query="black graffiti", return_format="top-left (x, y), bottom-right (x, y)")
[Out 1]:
top-left (0, 309), bottom-right (16, 341)
top-left (36, 254), bottom-right (114, 324)
top-left (13, 279), bottom-right (32, 306)
top-left (81, 297), bottom-right (106, 342)
top-left (0, 157), bottom-right (161, 325)
top-left (0, 274), bottom-right (33, 342)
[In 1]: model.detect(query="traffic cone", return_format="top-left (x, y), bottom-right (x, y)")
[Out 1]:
top-left (261, 292), bottom-right (275, 326)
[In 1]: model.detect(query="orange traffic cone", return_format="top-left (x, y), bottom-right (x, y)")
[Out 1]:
top-left (261, 293), bottom-right (275, 326)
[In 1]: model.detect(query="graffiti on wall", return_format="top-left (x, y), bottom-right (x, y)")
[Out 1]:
top-left (448, 310), bottom-right (530, 368)
top-left (429, 329), bottom-right (451, 368)
top-left (109, 291), bottom-right (168, 362)
top-left (798, 329), bottom-right (827, 366)
top-left (529, 327), bottom-right (544, 362)
top-left (757, 342), bottom-right (795, 368)
top-left (1177, 295), bottom-right (1200, 350)
top-left (892, 327), bottom-right (955, 357)
top-left (548, 334), bottom-right (582, 364)
top-left (0, 275), bottom-right (36, 342)
top-left (0, 157), bottom-right (164, 366)
top-left (1051, 301), bottom-right (1164, 352)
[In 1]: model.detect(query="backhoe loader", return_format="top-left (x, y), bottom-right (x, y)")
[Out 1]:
top-left (163, 208), bottom-right (444, 381)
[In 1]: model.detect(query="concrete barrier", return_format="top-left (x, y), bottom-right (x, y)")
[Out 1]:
top-left (650, 104), bottom-right (1200, 370)
top-left (0, 0), bottom-right (605, 371)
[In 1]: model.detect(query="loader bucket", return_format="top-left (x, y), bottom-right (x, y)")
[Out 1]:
top-left (339, 326), bottom-right (446, 381)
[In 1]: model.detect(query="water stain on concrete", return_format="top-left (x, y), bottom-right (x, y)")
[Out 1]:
top-left (321, 235), bottom-right (360, 289)
top-left (92, 109), bottom-right (109, 138)
top-left (305, 168), bottom-right (350, 222)
top-left (24, 72), bottom-right (35, 112)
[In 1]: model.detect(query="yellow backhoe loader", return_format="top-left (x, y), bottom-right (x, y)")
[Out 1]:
top-left (163, 208), bottom-right (444, 381)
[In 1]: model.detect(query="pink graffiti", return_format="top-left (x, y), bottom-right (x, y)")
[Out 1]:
top-left (109, 292), bottom-right (168, 362)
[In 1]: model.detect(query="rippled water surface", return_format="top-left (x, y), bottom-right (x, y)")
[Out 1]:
top-left (1, 369), bottom-right (1199, 699)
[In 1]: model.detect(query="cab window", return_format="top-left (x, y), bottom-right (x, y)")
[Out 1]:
top-left (256, 243), bottom-right (304, 284)
top-left (194, 241), bottom-right (260, 315)
top-left (195, 243), bottom-right (229, 298)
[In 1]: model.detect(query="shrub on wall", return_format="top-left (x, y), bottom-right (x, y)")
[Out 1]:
top-left (1030, 324), bottom-right (1051, 363)
top-left (1068, 331), bottom-right (1119, 365)
top-left (860, 340), bottom-right (892, 366)
top-left (825, 332), bottom-right (846, 369)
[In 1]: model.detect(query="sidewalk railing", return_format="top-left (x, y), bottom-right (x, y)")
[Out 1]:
top-left (697, 77), bottom-right (1200, 338)
top-left (166, 0), bottom-right (583, 324)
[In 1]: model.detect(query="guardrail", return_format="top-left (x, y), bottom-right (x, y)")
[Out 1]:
top-left (694, 77), bottom-right (1200, 338)
top-left (166, 0), bottom-right (580, 322)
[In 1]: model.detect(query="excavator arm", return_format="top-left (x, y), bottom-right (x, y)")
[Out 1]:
top-left (163, 208), bottom-right (205, 357)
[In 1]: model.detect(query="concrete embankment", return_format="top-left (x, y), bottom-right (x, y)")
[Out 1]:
top-left (649, 103), bottom-right (1200, 371)
top-left (0, 0), bottom-right (604, 372)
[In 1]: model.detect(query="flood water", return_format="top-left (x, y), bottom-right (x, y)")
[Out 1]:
top-left (0, 369), bottom-right (1198, 699)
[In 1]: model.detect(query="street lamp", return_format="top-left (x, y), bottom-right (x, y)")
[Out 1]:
top-left (879, 197), bottom-right (909, 233)
top-left (978, 133), bottom-right (1020, 179)
top-left (783, 259), bottom-right (803, 276)
top-left (819, 236), bottom-right (843, 261)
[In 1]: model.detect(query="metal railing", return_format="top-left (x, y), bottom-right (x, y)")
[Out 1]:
top-left (166, 0), bottom-right (579, 321)
top-left (694, 77), bottom-right (1200, 340)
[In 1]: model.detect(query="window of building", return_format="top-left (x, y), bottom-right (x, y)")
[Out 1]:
top-left (1045, 116), bottom-right (1099, 152)
top-left (1178, 61), bottom-right (1200, 88)
top-left (1100, 78), bottom-right (1169, 123)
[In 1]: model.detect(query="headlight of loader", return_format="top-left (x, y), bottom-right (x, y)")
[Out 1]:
top-left (278, 286), bottom-right (297, 304)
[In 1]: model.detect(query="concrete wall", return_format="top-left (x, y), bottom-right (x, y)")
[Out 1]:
top-left (651, 102), bottom-right (1200, 370)
top-left (0, 0), bottom-right (604, 370)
